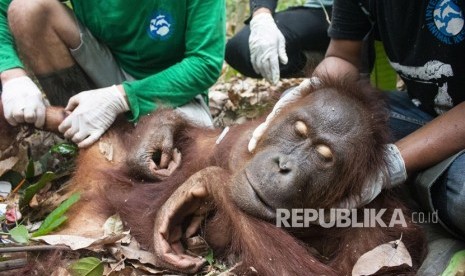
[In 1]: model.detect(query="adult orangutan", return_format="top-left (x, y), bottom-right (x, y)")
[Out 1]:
top-left (0, 75), bottom-right (426, 275)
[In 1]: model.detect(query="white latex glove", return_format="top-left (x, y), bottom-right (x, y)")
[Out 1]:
top-left (248, 77), bottom-right (320, 152)
top-left (58, 85), bottom-right (129, 148)
top-left (1, 76), bottom-right (46, 128)
top-left (337, 144), bottom-right (408, 209)
top-left (249, 12), bottom-right (288, 85)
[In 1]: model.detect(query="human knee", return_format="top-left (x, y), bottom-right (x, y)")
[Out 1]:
top-left (7, 0), bottom-right (52, 37)
top-left (444, 160), bottom-right (465, 235)
top-left (447, 201), bottom-right (465, 236)
top-left (225, 38), bottom-right (259, 78)
top-left (225, 37), bottom-right (245, 64)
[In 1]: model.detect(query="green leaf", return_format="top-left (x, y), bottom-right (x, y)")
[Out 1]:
top-left (68, 257), bottom-right (103, 276)
top-left (205, 248), bottom-right (215, 266)
top-left (31, 192), bottom-right (80, 237)
top-left (370, 41), bottom-right (397, 90)
top-left (32, 216), bottom-right (68, 237)
top-left (9, 225), bottom-right (30, 244)
top-left (441, 250), bottom-right (465, 276)
top-left (25, 159), bottom-right (35, 179)
top-left (50, 143), bottom-right (78, 157)
top-left (19, 171), bottom-right (56, 210)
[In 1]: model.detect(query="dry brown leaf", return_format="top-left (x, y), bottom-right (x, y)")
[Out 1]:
top-left (109, 245), bottom-right (157, 266)
top-left (0, 148), bottom-right (28, 176)
top-left (33, 232), bottom-right (127, 250)
top-left (103, 214), bottom-right (124, 236)
top-left (99, 140), bottom-right (114, 161)
top-left (352, 237), bottom-right (412, 276)
top-left (0, 157), bottom-right (17, 176)
top-left (33, 234), bottom-right (99, 250)
top-left (108, 258), bottom-right (126, 274)
top-left (128, 261), bottom-right (166, 275)
top-left (105, 266), bottom-right (143, 276)
top-left (209, 91), bottom-right (229, 109)
top-left (29, 194), bottom-right (39, 208)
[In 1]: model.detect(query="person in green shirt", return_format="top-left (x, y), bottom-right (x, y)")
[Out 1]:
top-left (0, 0), bottom-right (226, 148)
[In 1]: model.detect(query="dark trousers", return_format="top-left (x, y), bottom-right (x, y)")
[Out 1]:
top-left (225, 7), bottom-right (332, 78)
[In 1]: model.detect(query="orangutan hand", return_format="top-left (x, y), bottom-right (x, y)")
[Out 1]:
top-left (152, 167), bottom-right (228, 273)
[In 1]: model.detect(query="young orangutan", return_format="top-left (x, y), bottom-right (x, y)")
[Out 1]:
top-left (0, 75), bottom-right (427, 275)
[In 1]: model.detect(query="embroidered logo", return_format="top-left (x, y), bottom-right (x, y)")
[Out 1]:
top-left (426, 0), bottom-right (465, 44)
top-left (148, 12), bottom-right (173, 40)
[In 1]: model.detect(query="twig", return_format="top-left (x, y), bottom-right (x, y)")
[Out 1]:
top-left (0, 244), bottom-right (70, 253)
top-left (11, 178), bottom-right (26, 194)
top-left (0, 258), bottom-right (28, 271)
top-left (107, 257), bottom-right (126, 274)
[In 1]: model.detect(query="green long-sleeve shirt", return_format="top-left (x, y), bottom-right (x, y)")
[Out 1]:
top-left (0, 0), bottom-right (226, 121)
top-left (0, 0), bottom-right (22, 72)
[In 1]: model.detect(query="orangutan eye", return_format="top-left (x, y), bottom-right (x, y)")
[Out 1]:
top-left (315, 144), bottom-right (333, 161)
top-left (294, 121), bottom-right (308, 137)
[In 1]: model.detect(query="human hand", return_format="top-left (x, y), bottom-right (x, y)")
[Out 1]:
top-left (58, 85), bottom-right (129, 148)
top-left (249, 12), bottom-right (288, 85)
top-left (337, 144), bottom-right (408, 209)
top-left (1, 76), bottom-right (46, 128)
top-left (248, 77), bottom-right (320, 152)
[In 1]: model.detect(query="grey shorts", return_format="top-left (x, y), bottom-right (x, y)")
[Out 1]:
top-left (69, 19), bottom-right (213, 127)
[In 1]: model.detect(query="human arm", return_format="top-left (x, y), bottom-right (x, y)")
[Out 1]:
top-left (313, 39), bottom-right (364, 80)
top-left (396, 102), bottom-right (465, 173)
top-left (313, 0), bottom-right (373, 78)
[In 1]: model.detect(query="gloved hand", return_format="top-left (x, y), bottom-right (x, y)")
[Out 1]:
top-left (58, 85), bottom-right (130, 148)
top-left (1, 76), bottom-right (46, 128)
top-left (249, 12), bottom-right (288, 85)
top-left (337, 144), bottom-right (408, 209)
top-left (248, 77), bottom-right (320, 152)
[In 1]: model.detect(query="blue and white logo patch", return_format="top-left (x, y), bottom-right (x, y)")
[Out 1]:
top-left (148, 12), bottom-right (173, 40)
top-left (426, 0), bottom-right (465, 44)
